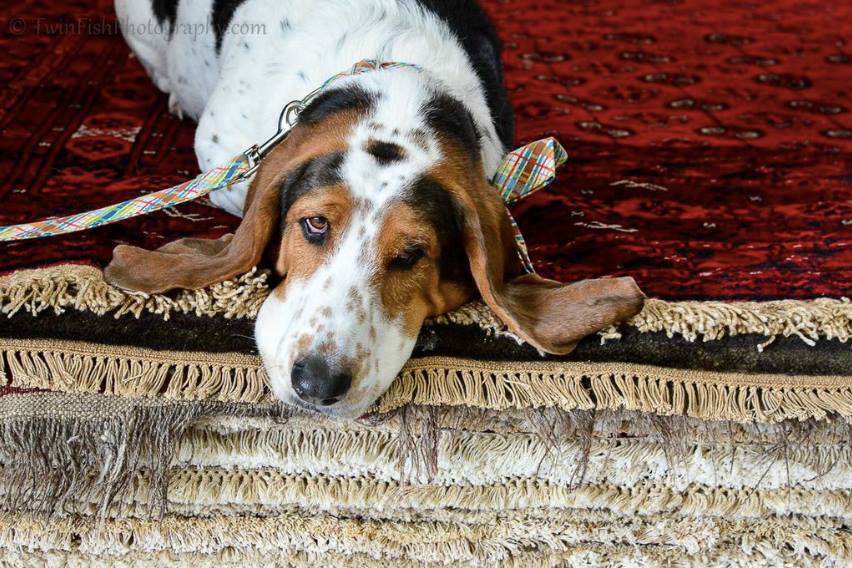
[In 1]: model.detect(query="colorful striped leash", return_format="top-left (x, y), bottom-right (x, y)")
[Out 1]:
top-left (491, 137), bottom-right (569, 273)
top-left (0, 157), bottom-right (251, 241)
top-left (0, 60), bottom-right (568, 274)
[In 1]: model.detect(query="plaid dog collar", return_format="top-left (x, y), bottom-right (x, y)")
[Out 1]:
top-left (0, 60), bottom-right (568, 276)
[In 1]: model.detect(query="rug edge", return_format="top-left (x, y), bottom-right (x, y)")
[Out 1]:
top-left (2, 264), bottom-right (849, 347)
top-left (2, 338), bottom-right (851, 423)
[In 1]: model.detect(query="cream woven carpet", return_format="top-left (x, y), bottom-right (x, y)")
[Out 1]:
top-left (0, 265), bottom-right (851, 565)
top-left (1, 396), bottom-right (851, 566)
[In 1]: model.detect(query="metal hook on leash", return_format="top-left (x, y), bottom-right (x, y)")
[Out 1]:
top-left (234, 60), bottom-right (417, 182)
top-left (239, 97), bottom-right (309, 180)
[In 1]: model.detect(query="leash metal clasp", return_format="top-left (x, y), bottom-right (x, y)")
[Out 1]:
top-left (238, 98), bottom-right (308, 180)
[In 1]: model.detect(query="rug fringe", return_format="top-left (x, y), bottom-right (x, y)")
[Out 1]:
top-left (621, 297), bottom-right (852, 348)
top-left (382, 359), bottom-right (852, 423)
top-left (3, 395), bottom-right (848, 520)
top-left (174, 422), bottom-right (852, 490)
top-left (203, 406), bottom-right (852, 445)
top-left (1, 341), bottom-right (267, 403)
top-left (0, 538), bottom-right (843, 568)
top-left (0, 393), bottom-right (290, 517)
top-left (439, 298), bottom-right (852, 348)
top-left (0, 399), bottom-right (201, 517)
top-left (2, 265), bottom-right (850, 346)
top-left (106, 468), bottom-right (852, 521)
top-left (1, 509), bottom-right (848, 566)
top-left (2, 461), bottom-right (849, 522)
top-left (3, 341), bottom-right (851, 423)
top-left (0, 264), bottom-right (268, 320)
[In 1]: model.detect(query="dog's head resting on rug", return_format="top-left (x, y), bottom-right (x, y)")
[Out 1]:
top-left (105, 89), bottom-right (644, 418)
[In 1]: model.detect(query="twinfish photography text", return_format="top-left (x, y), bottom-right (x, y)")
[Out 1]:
top-left (7, 15), bottom-right (267, 40)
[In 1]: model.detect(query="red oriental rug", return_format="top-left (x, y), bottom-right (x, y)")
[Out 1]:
top-left (1, 0), bottom-right (849, 300)
top-left (0, 3), bottom-right (851, 566)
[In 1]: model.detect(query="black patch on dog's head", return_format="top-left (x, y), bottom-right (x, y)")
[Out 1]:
top-left (366, 140), bottom-right (407, 165)
top-left (298, 87), bottom-right (377, 126)
top-left (405, 176), bottom-right (468, 282)
top-left (279, 152), bottom-right (345, 226)
top-left (421, 94), bottom-right (481, 154)
top-left (152, 0), bottom-right (180, 30)
top-left (212, 0), bottom-right (249, 51)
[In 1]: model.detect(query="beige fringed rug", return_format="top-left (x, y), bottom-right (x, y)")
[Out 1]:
top-left (1, 394), bottom-right (851, 566)
top-left (1, 266), bottom-right (851, 566)
top-left (2, 265), bottom-right (851, 422)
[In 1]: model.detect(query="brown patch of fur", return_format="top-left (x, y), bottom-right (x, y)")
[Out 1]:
top-left (369, 202), bottom-right (471, 338)
top-left (344, 288), bottom-right (368, 324)
top-left (410, 128), bottom-right (430, 151)
top-left (372, 203), bottom-right (436, 337)
top-left (317, 340), bottom-right (336, 355)
top-left (296, 334), bottom-right (313, 351)
top-left (349, 288), bottom-right (363, 304)
top-left (289, 333), bottom-right (315, 365)
top-left (350, 343), bottom-right (371, 382)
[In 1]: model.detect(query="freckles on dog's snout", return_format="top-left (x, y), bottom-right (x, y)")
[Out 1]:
top-left (291, 355), bottom-right (353, 406)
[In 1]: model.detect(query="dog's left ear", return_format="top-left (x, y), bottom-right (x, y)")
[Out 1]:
top-left (456, 178), bottom-right (645, 354)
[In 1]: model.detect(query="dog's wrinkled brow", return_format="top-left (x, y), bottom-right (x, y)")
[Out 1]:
top-left (280, 152), bottom-right (345, 217)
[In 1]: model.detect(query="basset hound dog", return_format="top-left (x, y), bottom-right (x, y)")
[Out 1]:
top-left (108, 0), bottom-right (645, 418)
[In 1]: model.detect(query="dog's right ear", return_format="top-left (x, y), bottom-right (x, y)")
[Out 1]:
top-left (104, 182), bottom-right (276, 293)
top-left (105, 106), bottom-right (364, 294)
top-left (104, 147), bottom-right (297, 294)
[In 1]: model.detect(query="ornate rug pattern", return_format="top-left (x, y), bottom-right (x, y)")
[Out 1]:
top-left (0, 0), bottom-right (850, 299)
top-left (0, 0), bottom-right (850, 565)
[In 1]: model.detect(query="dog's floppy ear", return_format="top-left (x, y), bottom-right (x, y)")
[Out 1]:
top-left (104, 144), bottom-right (297, 294)
top-left (104, 175), bottom-right (278, 293)
top-left (456, 178), bottom-right (645, 354)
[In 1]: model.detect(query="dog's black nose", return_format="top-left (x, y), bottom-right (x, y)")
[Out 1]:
top-left (291, 356), bottom-right (352, 406)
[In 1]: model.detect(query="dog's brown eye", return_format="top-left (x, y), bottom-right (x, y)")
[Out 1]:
top-left (301, 217), bottom-right (329, 243)
top-left (305, 217), bottom-right (328, 233)
top-left (390, 247), bottom-right (426, 270)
